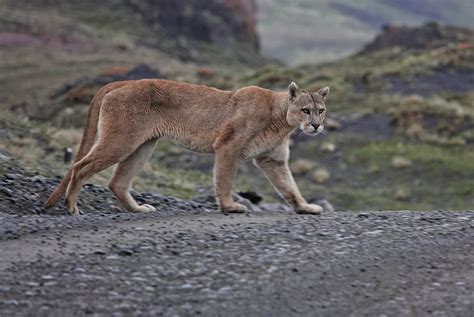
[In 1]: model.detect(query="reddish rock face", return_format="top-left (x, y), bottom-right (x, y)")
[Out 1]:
top-left (8, 0), bottom-right (260, 51)
top-left (125, 0), bottom-right (259, 50)
top-left (220, 0), bottom-right (259, 49)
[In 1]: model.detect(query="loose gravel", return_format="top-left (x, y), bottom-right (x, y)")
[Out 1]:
top-left (0, 166), bottom-right (473, 316)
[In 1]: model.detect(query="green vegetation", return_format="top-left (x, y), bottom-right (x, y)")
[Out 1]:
top-left (351, 142), bottom-right (474, 175)
top-left (0, 2), bottom-right (473, 211)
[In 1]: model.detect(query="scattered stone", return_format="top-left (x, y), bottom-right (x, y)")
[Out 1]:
top-left (320, 142), bottom-right (336, 153)
top-left (394, 188), bottom-right (410, 200)
top-left (291, 159), bottom-right (313, 175)
top-left (235, 196), bottom-right (260, 212)
top-left (237, 191), bottom-right (262, 204)
top-left (391, 156), bottom-right (412, 168)
top-left (3, 299), bottom-right (19, 306)
top-left (180, 283), bottom-right (193, 289)
top-left (317, 199), bottom-right (335, 212)
top-left (312, 168), bottom-right (330, 183)
top-left (325, 118), bottom-right (342, 130)
top-left (0, 188), bottom-right (13, 197)
top-left (117, 249), bottom-right (133, 256)
top-left (4, 173), bottom-right (18, 180)
top-left (30, 175), bottom-right (46, 184)
top-left (364, 230), bottom-right (384, 236)
top-left (0, 151), bottom-right (11, 162)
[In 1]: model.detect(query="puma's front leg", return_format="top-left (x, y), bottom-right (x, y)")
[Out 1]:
top-left (213, 148), bottom-right (248, 214)
top-left (255, 145), bottom-right (323, 214)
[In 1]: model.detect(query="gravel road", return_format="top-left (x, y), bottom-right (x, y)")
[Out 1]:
top-left (1, 208), bottom-right (473, 316)
top-left (0, 168), bottom-right (473, 316)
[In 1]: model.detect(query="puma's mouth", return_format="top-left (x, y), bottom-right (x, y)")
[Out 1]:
top-left (303, 125), bottom-right (324, 136)
top-left (305, 130), bottom-right (320, 136)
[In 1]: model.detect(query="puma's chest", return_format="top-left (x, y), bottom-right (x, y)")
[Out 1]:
top-left (240, 134), bottom-right (287, 160)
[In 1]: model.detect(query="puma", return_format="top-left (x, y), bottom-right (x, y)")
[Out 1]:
top-left (45, 80), bottom-right (330, 215)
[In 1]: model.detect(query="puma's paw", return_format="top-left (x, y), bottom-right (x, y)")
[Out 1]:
top-left (67, 202), bottom-right (80, 216)
top-left (295, 203), bottom-right (323, 215)
top-left (134, 204), bottom-right (156, 213)
top-left (221, 202), bottom-right (248, 214)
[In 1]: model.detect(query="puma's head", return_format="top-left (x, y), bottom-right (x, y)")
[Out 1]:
top-left (286, 82), bottom-right (330, 136)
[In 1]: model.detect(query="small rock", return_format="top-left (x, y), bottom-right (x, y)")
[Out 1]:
top-left (180, 283), bottom-right (193, 289)
top-left (236, 196), bottom-right (260, 212)
top-left (191, 195), bottom-right (216, 204)
top-left (291, 159), bottom-right (313, 175)
top-left (117, 249), bottom-right (133, 256)
top-left (217, 287), bottom-right (232, 293)
top-left (320, 142), bottom-right (336, 153)
top-left (4, 173), bottom-right (18, 180)
top-left (394, 188), bottom-right (410, 200)
top-left (312, 168), bottom-right (330, 183)
top-left (325, 118), bottom-right (342, 130)
top-left (317, 199), bottom-right (335, 212)
top-left (30, 175), bottom-right (46, 184)
top-left (391, 156), bottom-right (412, 168)
top-left (364, 230), bottom-right (384, 236)
top-left (3, 299), bottom-right (19, 305)
top-left (237, 191), bottom-right (262, 204)
top-left (0, 188), bottom-right (13, 197)
top-left (0, 152), bottom-right (11, 162)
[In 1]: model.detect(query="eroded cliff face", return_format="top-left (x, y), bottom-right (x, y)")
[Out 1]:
top-left (3, 0), bottom-right (260, 57)
top-left (124, 0), bottom-right (258, 50)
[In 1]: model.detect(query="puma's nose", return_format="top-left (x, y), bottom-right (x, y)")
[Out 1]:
top-left (312, 123), bottom-right (320, 130)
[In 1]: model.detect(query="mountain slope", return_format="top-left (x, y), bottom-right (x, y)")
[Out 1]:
top-left (257, 0), bottom-right (474, 64)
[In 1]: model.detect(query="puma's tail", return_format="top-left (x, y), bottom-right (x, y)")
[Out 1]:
top-left (44, 83), bottom-right (125, 209)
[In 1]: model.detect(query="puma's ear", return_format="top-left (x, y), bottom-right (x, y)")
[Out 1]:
top-left (318, 86), bottom-right (330, 100)
top-left (288, 81), bottom-right (300, 100)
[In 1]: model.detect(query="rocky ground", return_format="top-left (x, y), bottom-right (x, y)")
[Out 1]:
top-left (0, 165), bottom-right (473, 316)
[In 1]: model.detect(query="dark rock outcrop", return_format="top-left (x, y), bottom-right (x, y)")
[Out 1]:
top-left (363, 22), bottom-right (474, 52)
top-left (5, 0), bottom-right (260, 56)
top-left (124, 0), bottom-right (259, 50)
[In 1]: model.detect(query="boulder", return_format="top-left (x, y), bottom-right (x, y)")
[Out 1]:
top-left (391, 156), bottom-right (412, 168)
top-left (312, 168), bottom-right (330, 183)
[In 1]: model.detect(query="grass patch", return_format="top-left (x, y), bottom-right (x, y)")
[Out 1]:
top-left (351, 141), bottom-right (474, 174)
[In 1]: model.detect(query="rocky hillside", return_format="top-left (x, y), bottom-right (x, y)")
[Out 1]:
top-left (236, 22), bottom-right (474, 210)
top-left (2, 0), bottom-right (260, 60)
top-left (128, 0), bottom-right (259, 50)
top-left (0, 0), bottom-right (271, 126)
top-left (363, 22), bottom-right (474, 52)
top-left (1, 9), bottom-right (473, 213)
top-left (257, 0), bottom-right (474, 64)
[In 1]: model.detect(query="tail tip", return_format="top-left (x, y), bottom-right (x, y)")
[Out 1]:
top-left (44, 196), bottom-right (58, 209)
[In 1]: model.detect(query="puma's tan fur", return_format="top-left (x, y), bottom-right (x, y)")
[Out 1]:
top-left (45, 79), bottom-right (330, 215)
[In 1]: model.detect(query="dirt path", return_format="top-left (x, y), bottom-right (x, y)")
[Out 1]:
top-left (0, 209), bottom-right (472, 316)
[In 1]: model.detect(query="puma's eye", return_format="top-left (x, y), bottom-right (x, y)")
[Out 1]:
top-left (301, 109), bottom-right (310, 115)
top-left (319, 108), bottom-right (325, 114)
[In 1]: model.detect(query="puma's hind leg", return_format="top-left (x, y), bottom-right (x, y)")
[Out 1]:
top-left (65, 141), bottom-right (140, 215)
top-left (108, 138), bottom-right (158, 213)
